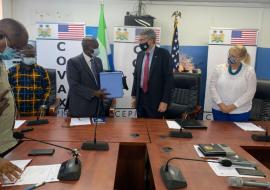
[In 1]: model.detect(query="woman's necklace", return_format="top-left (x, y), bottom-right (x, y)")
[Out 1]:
top-left (228, 63), bottom-right (242, 75)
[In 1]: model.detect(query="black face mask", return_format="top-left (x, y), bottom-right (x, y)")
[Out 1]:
top-left (139, 42), bottom-right (149, 51)
top-left (228, 56), bottom-right (237, 65)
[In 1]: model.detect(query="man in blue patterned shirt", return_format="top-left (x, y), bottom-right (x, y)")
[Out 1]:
top-left (8, 44), bottom-right (51, 116)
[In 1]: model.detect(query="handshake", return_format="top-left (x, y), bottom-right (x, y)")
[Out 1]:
top-left (93, 89), bottom-right (110, 99)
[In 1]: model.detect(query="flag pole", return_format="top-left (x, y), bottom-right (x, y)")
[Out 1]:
top-left (171, 11), bottom-right (181, 37)
top-left (171, 11), bottom-right (181, 71)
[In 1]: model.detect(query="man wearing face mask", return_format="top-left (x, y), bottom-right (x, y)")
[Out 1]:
top-left (66, 37), bottom-right (109, 117)
top-left (209, 45), bottom-right (256, 121)
top-left (131, 29), bottom-right (173, 118)
top-left (8, 44), bottom-right (51, 116)
top-left (0, 18), bottom-right (28, 184)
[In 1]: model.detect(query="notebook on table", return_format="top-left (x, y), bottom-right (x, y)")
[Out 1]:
top-left (175, 119), bottom-right (207, 129)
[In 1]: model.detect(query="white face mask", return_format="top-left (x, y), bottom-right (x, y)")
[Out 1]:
top-left (92, 48), bottom-right (100, 57)
top-left (23, 57), bottom-right (36, 65)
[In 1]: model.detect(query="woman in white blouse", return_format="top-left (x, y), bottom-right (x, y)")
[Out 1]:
top-left (210, 45), bottom-right (257, 121)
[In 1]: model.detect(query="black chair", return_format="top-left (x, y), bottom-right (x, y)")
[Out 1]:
top-left (46, 68), bottom-right (60, 116)
top-left (166, 72), bottom-right (201, 119)
top-left (250, 79), bottom-right (270, 121)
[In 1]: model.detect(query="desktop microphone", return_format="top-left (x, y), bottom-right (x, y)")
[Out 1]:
top-left (252, 126), bottom-right (270, 142)
top-left (228, 177), bottom-right (270, 188)
top-left (81, 98), bottom-right (109, 151)
top-left (13, 132), bottom-right (81, 181)
top-left (160, 156), bottom-right (254, 189)
top-left (169, 112), bottom-right (192, 138)
top-left (26, 104), bottom-right (49, 126)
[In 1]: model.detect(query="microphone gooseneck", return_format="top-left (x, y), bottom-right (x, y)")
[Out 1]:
top-left (93, 98), bottom-right (101, 144)
top-left (169, 112), bottom-right (192, 138)
top-left (13, 131), bottom-right (81, 181)
top-left (81, 94), bottom-right (109, 151)
top-left (13, 132), bottom-right (78, 157)
top-left (165, 157), bottom-right (233, 171)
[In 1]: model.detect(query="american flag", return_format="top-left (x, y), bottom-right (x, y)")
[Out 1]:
top-left (58, 24), bottom-right (85, 40)
top-left (135, 28), bottom-right (161, 44)
top-left (231, 30), bottom-right (257, 45)
top-left (171, 19), bottom-right (179, 69)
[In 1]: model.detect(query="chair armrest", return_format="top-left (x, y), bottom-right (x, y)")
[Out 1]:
top-left (48, 98), bottom-right (60, 116)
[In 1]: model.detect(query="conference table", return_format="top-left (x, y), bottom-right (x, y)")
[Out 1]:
top-left (3, 117), bottom-right (270, 190)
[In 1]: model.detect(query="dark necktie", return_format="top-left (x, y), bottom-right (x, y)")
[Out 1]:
top-left (142, 52), bottom-right (150, 93)
top-left (90, 59), bottom-right (98, 84)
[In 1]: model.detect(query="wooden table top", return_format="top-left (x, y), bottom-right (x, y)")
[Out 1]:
top-left (7, 117), bottom-right (270, 190)
top-left (3, 141), bottom-right (119, 190)
top-left (17, 117), bottom-right (150, 143)
top-left (146, 119), bottom-right (270, 146)
top-left (147, 142), bottom-right (270, 190)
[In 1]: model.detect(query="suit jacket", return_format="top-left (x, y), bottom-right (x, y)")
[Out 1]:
top-left (66, 53), bottom-right (103, 117)
top-left (131, 46), bottom-right (173, 115)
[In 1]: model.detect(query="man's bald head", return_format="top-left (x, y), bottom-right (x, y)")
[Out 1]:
top-left (0, 18), bottom-right (28, 49)
top-left (81, 37), bottom-right (99, 57)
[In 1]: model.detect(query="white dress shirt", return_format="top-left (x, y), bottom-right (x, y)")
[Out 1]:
top-left (83, 52), bottom-right (97, 83)
top-left (209, 63), bottom-right (257, 114)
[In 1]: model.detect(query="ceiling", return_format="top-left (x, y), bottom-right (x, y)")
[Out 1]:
top-left (148, 0), bottom-right (270, 2)
top-left (151, 0), bottom-right (270, 1)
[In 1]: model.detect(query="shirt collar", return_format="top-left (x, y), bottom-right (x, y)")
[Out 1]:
top-left (147, 45), bottom-right (155, 55)
top-left (83, 52), bottom-right (91, 63)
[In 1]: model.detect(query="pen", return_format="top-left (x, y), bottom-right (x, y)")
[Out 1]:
top-left (25, 181), bottom-right (46, 190)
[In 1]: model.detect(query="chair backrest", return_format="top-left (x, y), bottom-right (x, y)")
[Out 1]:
top-left (250, 79), bottom-right (270, 121)
top-left (45, 68), bottom-right (57, 108)
top-left (171, 72), bottom-right (201, 109)
top-left (166, 72), bottom-right (201, 119)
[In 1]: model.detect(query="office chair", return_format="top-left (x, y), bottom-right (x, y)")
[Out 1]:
top-left (250, 79), bottom-right (270, 121)
top-left (166, 72), bottom-right (201, 119)
top-left (46, 68), bottom-right (60, 116)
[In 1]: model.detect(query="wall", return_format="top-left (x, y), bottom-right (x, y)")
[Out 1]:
top-left (0, 0), bottom-right (2, 19)
top-left (2, 0), bottom-right (269, 46)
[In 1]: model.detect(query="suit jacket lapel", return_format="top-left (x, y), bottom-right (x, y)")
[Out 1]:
top-left (80, 54), bottom-right (97, 85)
top-left (149, 47), bottom-right (158, 79)
top-left (137, 52), bottom-right (144, 82)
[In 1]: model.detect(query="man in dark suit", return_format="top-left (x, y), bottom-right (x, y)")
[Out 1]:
top-left (66, 37), bottom-right (108, 117)
top-left (131, 29), bottom-right (173, 118)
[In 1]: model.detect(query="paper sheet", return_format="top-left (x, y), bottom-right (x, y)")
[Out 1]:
top-left (234, 122), bottom-right (265, 132)
top-left (4, 164), bottom-right (61, 186)
top-left (3, 159), bottom-right (32, 184)
top-left (70, 118), bottom-right (91, 126)
top-left (207, 160), bottom-right (264, 178)
top-left (14, 120), bottom-right (26, 129)
top-left (166, 120), bottom-right (181, 129)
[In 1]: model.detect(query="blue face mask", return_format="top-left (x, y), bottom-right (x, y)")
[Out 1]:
top-left (92, 48), bottom-right (100, 57)
top-left (228, 56), bottom-right (237, 65)
top-left (23, 57), bottom-right (36, 65)
top-left (0, 38), bottom-right (18, 60)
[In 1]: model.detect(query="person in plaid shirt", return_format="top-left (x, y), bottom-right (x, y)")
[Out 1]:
top-left (8, 44), bottom-right (51, 116)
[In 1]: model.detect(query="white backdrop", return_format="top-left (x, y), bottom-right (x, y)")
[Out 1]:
top-left (37, 40), bottom-right (82, 110)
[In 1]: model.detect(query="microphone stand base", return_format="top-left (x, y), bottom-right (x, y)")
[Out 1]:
top-left (81, 141), bottom-right (109, 151)
top-left (26, 119), bottom-right (49, 126)
top-left (160, 164), bottom-right (187, 189)
top-left (58, 157), bottom-right (81, 181)
top-left (169, 131), bottom-right (192, 138)
top-left (251, 134), bottom-right (270, 142)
